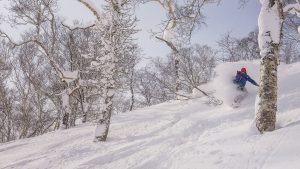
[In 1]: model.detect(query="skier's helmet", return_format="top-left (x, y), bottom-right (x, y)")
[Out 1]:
top-left (241, 67), bottom-right (247, 73)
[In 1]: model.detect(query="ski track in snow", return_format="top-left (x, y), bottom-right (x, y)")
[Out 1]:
top-left (1, 61), bottom-right (300, 169)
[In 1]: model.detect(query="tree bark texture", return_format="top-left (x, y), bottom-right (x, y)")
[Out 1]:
top-left (174, 53), bottom-right (181, 93)
top-left (256, 46), bottom-right (278, 132)
top-left (94, 88), bottom-right (114, 142)
top-left (256, 0), bottom-right (283, 133)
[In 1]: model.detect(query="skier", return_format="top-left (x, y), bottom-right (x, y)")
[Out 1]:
top-left (231, 67), bottom-right (259, 108)
top-left (233, 67), bottom-right (259, 91)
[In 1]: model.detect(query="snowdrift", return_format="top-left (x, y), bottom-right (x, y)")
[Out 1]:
top-left (1, 61), bottom-right (300, 169)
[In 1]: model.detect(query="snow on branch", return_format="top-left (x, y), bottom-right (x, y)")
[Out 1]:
top-left (150, 0), bottom-right (177, 52)
top-left (283, 3), bottom-right (300, 14)
top-left (155, 36), bottom-right (178, 52)
top-left (258, 0), bottom-right (283, 57)
top-left (283, 2), bottom-right (300, 33)
top-left (0, 30), bottom-right (34, 49)
top-left (61, 22), bottom-right (95, 31)
top-left (61, 71), bottom-right (79, 84)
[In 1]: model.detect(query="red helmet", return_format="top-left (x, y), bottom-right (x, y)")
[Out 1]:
top-left (241, 67), bottom-right (247, 73)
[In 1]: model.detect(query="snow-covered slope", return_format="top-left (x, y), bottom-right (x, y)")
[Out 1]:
top-left (1, 61), bottom-right (300, 169)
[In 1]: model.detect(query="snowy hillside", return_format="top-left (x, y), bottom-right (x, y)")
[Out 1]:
top-left (1, 61), bottom-right (300, 169)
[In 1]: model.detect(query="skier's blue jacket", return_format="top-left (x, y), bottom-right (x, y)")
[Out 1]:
top-left (233, 71), bottom-right (258, 88)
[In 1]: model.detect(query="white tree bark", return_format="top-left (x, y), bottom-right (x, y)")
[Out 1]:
top-left (79, 0), bottom-right (132, 142)
top-left (256, 0), bottom-right (283, 133)
top-left (152, 0), bottom-right (181, 94)
top-left (61, 90), bottom-right (72, 129)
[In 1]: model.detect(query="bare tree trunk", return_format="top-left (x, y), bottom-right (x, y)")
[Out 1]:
top-left (256, 0), bottom-right (283, 133)
top-left (94, 0), bottom-right (119, 142)
top-left (79, 0), bottom-right (136, 141)
top-left (174, 52), bottom-right (181, 92)
top-left (94, 87), bottom-right (114, 141)
top-left (284, 43), bottom-right (292, 64)
top-left (129, 70), bottom-right (135, 111)
top-left (256, 46), bottom-right (278, 132)
top-left (61, 90), bottom-right (71, 129)
top-left (79, 89), bottom-right (88, 123)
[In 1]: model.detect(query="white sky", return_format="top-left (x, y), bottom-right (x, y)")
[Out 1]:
top-left (0, 0), bottom-right (260, 59)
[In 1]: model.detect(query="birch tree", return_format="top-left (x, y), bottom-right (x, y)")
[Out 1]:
top-left (15, 42), bottom-right (58, 137)
top-left (281, 7), bottom-right (300, 64)
top-left (256, 0), bottom-right (283, 133)
top-left (140, 0), bottom-right (219, 94)
top-left (218, 30), bottom-right (260, 62)
top-left (256, 0), bottom-right (300, 133)
top-left (150, 44), bottom-right (216, 99)
top-left (0, 38), bottom-right (59, 142)
top-left (0, 0), bottom-right (83, 129)
top-left (0, 40), bottom-right (14, 142)
top-left (78, 0), bottom-right (138, 142)
top-left (117, 44), bottom-right (141, 112)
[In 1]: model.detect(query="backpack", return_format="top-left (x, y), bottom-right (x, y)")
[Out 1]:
top-left (234, 71), bottom-right (243, 84)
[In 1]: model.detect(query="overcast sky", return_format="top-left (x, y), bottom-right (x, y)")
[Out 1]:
top-left (1, 0), bottom-right (261, 59)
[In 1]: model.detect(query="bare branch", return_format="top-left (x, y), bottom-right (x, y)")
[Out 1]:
top-left (78, 0), bottom-right (102, 21)
top-left (283, 3), bottom-right (300, 14)
top-left (0, 30), bottom-right (33, 48)
top-left (61, 22), bottom-right (95, 31)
